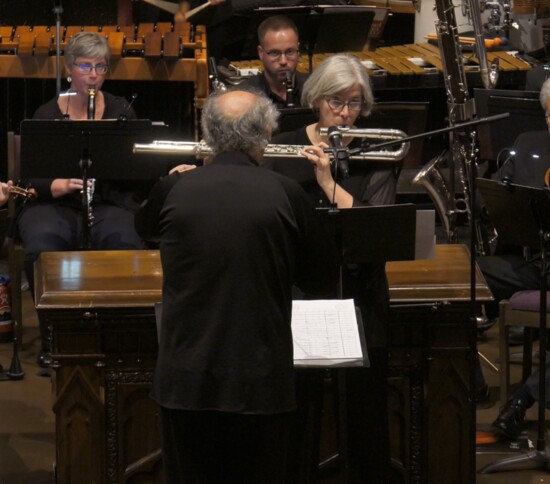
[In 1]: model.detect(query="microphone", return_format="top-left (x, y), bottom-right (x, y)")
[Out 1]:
top-left (59, 90), bottom-right (76, 119)
top-left (128, 92), bottom-right (138, 110)
top-left (208, 57), bottom-right (226, 92)
top-left (327, 126), bottom-right (349, 178)
top-left (496, 147), bottom-right (516, 183)
top-left (118, 93), bottom-right (138, 121)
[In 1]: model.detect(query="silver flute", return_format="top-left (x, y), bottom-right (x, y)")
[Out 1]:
top-left (133, 128), bottom-right (410, 162)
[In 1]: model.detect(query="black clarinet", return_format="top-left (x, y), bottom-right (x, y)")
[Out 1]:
top-left (82, 85), bottom-right (96, 249)
top-left (87, 85), bottom-right (96, 120)
top-left (285, 72), bottom-right (295, 108)
top-left (433, 0), bottom-right (492, 255)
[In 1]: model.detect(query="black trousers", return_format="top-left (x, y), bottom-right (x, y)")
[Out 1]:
top-left (160, 407), bottom-right (292, 484)
top-left (477, 254), bottom-right (544, 319)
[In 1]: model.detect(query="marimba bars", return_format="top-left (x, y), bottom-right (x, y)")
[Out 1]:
top-left (228, 42), bottom-right (531, 88)
top-left (0, 22), bottom-right (209, 102)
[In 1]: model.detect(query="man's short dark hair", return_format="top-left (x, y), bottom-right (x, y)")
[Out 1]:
top-left (257, 15), bottom-right (299, 44)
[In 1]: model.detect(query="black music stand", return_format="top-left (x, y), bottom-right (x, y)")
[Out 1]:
top-left (240, 6), bottom-right (375, 70)
top-left (477, 178), bottom-right (550, 474)
top-left (315, 203), bottom-right (416, 477)
top-left (20, 119), bottom-right (155, 248)
top-left (20, 119), bottom-right (156, 179)
top-left (277, 107), bottom-right (316, 134)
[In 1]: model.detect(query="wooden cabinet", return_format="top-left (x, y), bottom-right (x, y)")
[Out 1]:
top-left (35, 245), bottom-right (491, 483)
top-left (386, 244), bottom-right (492, 483)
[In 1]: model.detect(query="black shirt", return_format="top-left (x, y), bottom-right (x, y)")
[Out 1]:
top-left (136, 151), bottom-right (337, 413)
top-left (241, 71), bottom-right (309, 108)
top-left (267, 126), bottom-right (398, 348)
top-left (29, 92), bottom-right (142, 211)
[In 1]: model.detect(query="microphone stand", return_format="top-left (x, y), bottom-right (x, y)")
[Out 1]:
top-left (479, 195), bottom-right (550, 474)
top-left (329, 112), bottom-right (510, 473)
top-left (340, 113), bottom-right (510, 159)
top-left (0, 335), bottom-right (25, 381)
top-left (53, 0), bottom-right (63, 95)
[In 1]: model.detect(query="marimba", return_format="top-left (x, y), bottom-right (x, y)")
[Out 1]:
top-left (0, 22), bottom-right (209, 105)
top-left (228, 42), bottom-right (532, 90)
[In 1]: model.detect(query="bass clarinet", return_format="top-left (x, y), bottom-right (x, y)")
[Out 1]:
top-left (414, 0), bottom-right (497, 255)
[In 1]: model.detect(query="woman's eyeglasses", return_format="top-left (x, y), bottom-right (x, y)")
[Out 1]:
top-left (326, 98), bottom-right (363, 112)
top-left (73, 63), bottom-right (109, 75)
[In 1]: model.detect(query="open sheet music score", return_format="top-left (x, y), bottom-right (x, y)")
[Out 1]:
top-left (292, 299), bottom-right (368, 368)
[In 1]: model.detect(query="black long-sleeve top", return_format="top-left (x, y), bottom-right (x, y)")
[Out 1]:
top-left (136, 151), bottom-right (337, 414)
top-left (267, 126), bottom-right (399, 348)
top-left (29, 92), bottom-right (144, 211)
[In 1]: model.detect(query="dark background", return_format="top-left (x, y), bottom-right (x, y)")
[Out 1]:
top-left (0, 0), bottom-right (118, 25)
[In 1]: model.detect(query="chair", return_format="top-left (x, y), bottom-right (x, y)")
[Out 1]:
top-left (6, 131), bottom-right (24, 350)
top-left (498, 290), bottom-right (550, 404)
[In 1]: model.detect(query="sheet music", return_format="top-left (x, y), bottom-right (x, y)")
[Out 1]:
top-left (415, 210), bottom-right (436, 260)
top-left (292, 299), bottom-right (365, 367)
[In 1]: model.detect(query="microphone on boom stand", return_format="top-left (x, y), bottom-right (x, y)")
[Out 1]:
top-left (118, 93), bottom-right (138, 122)
top-left (327, 126), bottom-right (350, 179)
top-left (0, 294), bottom-right (24, 381)
top-left (208, 57), bottom-right (226, 93)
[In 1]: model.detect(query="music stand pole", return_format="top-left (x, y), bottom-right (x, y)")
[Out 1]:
top-left (53, 1), bottom-right (63, 96)
top-left (316, 204), bottom-right (417, 478)
top-left (477, 183), bottom-right (550, 473)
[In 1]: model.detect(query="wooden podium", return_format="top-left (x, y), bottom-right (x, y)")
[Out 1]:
top-left (35, 244), bottom-right (491, 483)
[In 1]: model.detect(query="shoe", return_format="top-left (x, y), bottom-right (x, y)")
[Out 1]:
top-left (492, 397), bottom-right (528, 440)
top-left (477, 316), bottom-right (497, 334)
top-left (37, 350), bottom-right (52, 369)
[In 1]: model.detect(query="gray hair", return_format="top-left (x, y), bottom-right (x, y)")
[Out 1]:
top-left (301, 53), bottom-right (374, 117)
top-left (201, 88), bottom-right (279, 157)
top-left (540, 77), bottom-right (550, 111)
top-left (65, 32), bottom-right (110, 67)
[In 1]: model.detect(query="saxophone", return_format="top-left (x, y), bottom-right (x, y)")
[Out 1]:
top-left (414, 0), bottom-right (496, 254)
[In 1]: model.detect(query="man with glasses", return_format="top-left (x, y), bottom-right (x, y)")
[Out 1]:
top-left (242, 15), bottom-right (309, 108)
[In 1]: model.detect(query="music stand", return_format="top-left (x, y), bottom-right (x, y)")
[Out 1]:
top-left (277, 107), bottom-right (316, 134)
top-left (20, 119), bottom-right (155, 248)
top-left (477, 178), bottom-right (550, 474)
top-left (316, 203), bottom-right (416, 477)
top-left (240, 6), bottom-right (375, 70)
